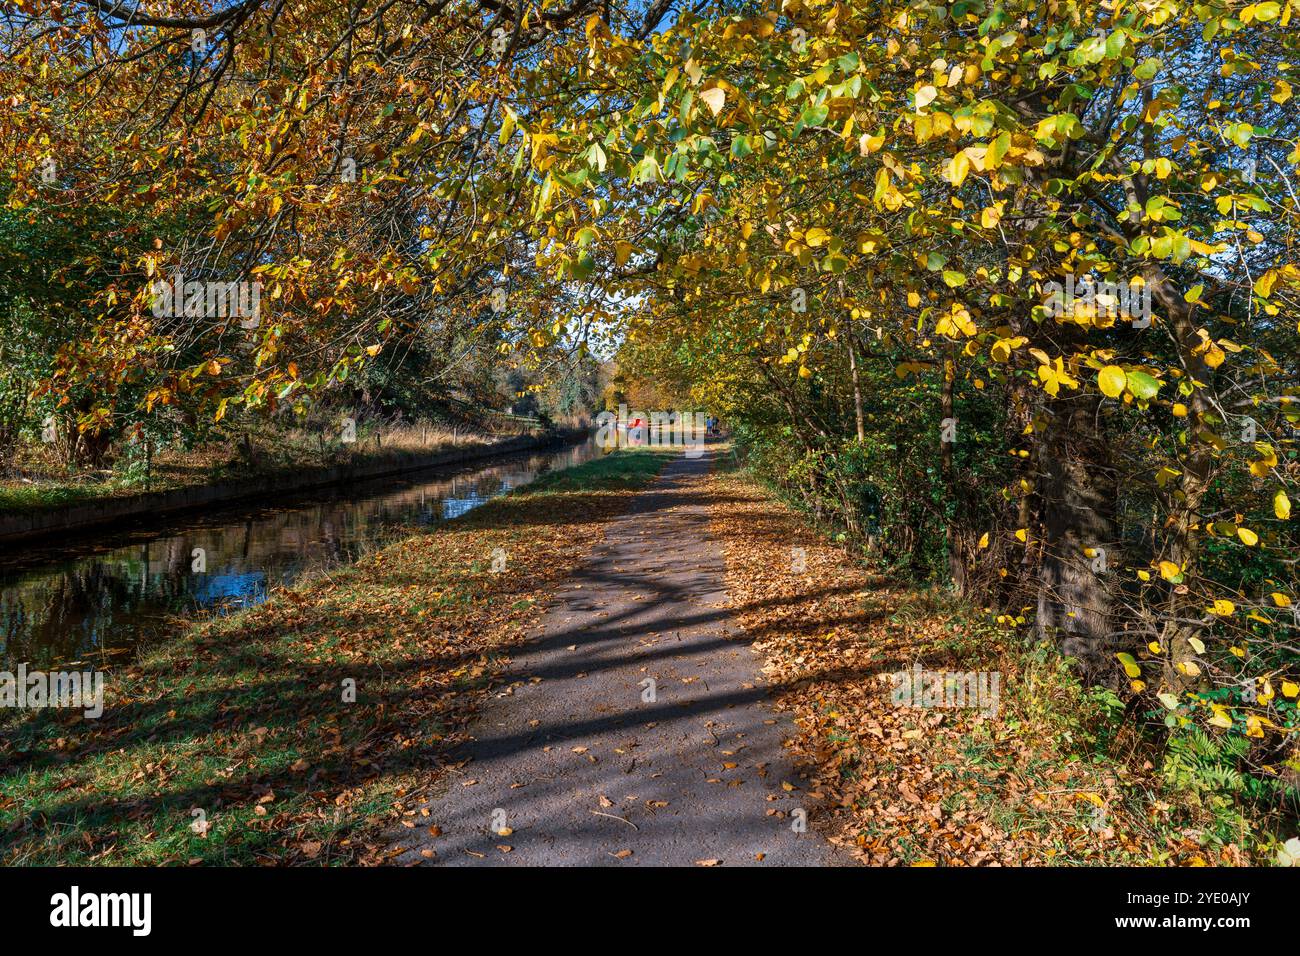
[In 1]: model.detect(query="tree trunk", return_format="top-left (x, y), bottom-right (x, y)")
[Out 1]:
top-left (847, 329), bottom-right (865, 442)
top-left (1035, 391), bottom-right (1118, 682)
top-left (1145, 264), bottom-right (1215, 692)
top-left (940, 351), bottom-right (967, 595)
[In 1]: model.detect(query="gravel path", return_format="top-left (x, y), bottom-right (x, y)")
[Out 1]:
top-left (393, 449), bottom-right (838, 866)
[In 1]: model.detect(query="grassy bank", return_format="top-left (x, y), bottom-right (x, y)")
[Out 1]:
top-left (0, 448), bottom-right (675, 865)
top-left (705, 461), bottom-right (1289, 866)
top-left (0, 422), bottom-right (546, 516)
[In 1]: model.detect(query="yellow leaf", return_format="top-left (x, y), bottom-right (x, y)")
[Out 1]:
top-left (1097, 365), bottom-right (1127, 399)
top-left (859, 132), bottom-right (885, 155)
top-left (1116, 653), bottom-right (1141, 678)
top-left (1237, 527), bottom-right (1259, 546)
top-left (990, 336), bottom-right (1025, 362)
top-left (1254, 270), bottom-right (1278, 299)
top-left (978, 532), bottom-right (990, 549)
top-left (1275, 490), bottom-right (1291, 520)
top-left (700, 87), bottom-right (726, 117)
top-left (944, 151), bottom-right (971, 188)
top-left (1158, 560), bottom-right (1181, 581)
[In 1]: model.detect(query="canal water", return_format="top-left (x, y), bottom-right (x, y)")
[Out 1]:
top-left (0, 434), bottom-right (601, 667)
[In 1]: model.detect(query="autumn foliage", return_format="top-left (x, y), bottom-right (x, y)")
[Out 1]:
top-left (3, 0), bottom-right (1299, 817)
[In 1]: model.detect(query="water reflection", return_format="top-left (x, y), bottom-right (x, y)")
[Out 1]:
top-left (0, 435), bottom-right (598, 666)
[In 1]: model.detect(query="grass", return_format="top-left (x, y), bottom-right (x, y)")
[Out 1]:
top-left (0, 422), bottom-right (551, 516)
top-left (0, 482), bottom-right (122, 513)
top-left (0, 447), bottom-right (675, 865)
top-left (526, 446), bottom-right (677, 493)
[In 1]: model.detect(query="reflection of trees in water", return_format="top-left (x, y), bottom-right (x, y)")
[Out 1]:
top-left (1, 533), bottom-right (227, 663)
top-left (3, 437), bottom-right (601, 664)
top-left (2, 560), bottom-right (149, 664)
top-left (163, 537), bottom-right (187, 575)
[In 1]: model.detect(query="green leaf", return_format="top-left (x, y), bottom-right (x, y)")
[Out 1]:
top-left (1127, 369), bottom-right (1162, 401)
top-left (800, 104), bottom-right (829, 128)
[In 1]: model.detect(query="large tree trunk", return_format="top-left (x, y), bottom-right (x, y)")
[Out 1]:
top-left (1036, 391), bottom-right (1119, 681)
